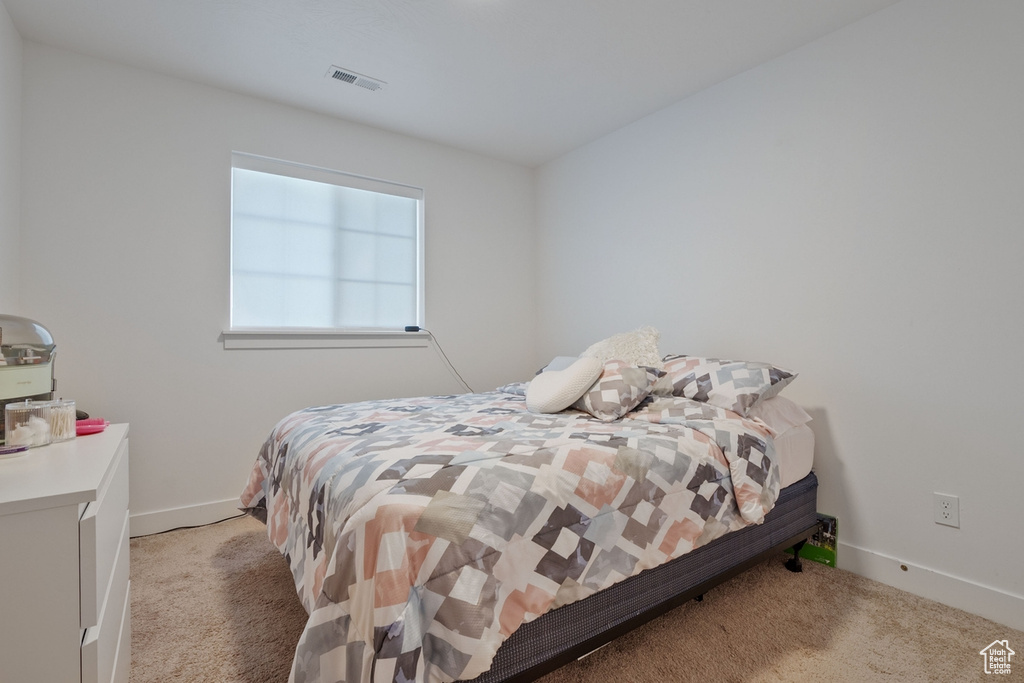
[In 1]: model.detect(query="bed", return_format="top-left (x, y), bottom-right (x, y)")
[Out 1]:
top-left (240, 351), bottom-right (818, 683)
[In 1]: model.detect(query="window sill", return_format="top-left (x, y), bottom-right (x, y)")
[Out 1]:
top-left (221, 328), bottom-right (430, 350)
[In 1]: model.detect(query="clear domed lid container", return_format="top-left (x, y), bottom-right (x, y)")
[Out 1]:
top-left (5, 400), bottom-right (52, 448)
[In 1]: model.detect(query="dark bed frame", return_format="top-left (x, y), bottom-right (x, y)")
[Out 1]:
top-left (463, 472), bottom-right (820, 682)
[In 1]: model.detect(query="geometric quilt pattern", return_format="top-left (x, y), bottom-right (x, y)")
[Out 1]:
top-left (239, 387), bottom-right (779, 683)
top-left (660, 354), bottom-right (797, 417)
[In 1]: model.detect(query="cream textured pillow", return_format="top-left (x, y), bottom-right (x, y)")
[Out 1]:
top-left (580, 326), bottom-right (663, 368)
top-left (526, 357), bottom-right (603, 414)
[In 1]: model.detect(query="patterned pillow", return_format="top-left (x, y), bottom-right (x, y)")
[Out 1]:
top-left (571, 360), bottom-right (663, 422)
top-left (660, 354), bottom-right (796, 417)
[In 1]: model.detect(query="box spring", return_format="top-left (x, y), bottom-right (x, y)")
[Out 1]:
top-left (464, 472), bottom-right (819, 682)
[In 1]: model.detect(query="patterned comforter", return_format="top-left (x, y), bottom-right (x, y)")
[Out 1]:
top-left (240, 385), bottom-right (780, 683)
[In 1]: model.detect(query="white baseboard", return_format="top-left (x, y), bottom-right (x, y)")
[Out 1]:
top-left (838, 541), bottom-right (1024, 632)
top-left (129, 498), bottom-right (245, 538)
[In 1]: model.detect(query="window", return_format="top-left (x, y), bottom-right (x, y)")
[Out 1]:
top-left (229, 153), bottom-right (424, 332)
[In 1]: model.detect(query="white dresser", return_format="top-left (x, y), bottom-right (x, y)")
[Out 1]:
top-left (0, 424), bottom-right (130, 683)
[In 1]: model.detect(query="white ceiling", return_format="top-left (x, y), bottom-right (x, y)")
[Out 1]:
top-left (4, 0), bottom-right (900, 167)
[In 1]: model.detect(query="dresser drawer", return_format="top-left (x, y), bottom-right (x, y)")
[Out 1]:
top-left (81, 516), bottom-right (130, 683)
top-left (80, 436), bottom-right (130, 629)
top-left (112, 580), bottom-right (132, 683)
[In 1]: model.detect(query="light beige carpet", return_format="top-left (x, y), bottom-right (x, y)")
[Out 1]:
top-left (130, 515), bottom-right (1022, 682)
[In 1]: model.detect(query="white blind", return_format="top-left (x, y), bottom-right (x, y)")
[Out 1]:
top-left (230, 154), bottom-right (423, 330)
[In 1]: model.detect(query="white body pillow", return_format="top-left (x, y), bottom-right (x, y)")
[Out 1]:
top-left (526, 357), bottom-right (603, 414)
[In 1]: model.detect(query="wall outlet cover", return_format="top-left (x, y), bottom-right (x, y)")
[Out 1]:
top-left (934, 493), bottom-right (960, 528)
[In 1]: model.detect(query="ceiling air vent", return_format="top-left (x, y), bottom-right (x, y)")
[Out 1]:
top-left (326, 66), bottom-right (387, 92)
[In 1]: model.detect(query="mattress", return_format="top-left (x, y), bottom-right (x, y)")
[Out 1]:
top-left (775, 423), bottom-right (815, 488)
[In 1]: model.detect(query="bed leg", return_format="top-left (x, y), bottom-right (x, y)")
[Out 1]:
top-left (693, 594), bottom-right (704, 602)
top-left (785, 540), bottom-right (806, 573)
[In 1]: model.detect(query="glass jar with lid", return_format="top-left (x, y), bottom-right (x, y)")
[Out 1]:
top-left (49, 399), bottom-right (76, 442)
top-left (4, 400), bottom-right (52, 447)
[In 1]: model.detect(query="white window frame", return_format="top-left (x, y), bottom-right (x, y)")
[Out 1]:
top-left (223, 152), bottom-right (427, 350)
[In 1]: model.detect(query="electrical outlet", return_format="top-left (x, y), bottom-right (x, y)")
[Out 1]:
top-left (934, 493), bottom-right (960, 528)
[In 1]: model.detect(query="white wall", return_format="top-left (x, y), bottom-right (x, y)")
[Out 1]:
top-left (12, 0), bottom-right (1022, 633)
top-left (20, 42), bottom-right (537, 533)
top-left (537, 0), bottom-right (1024, 629)
top-left (0, 0), bottom-right (20, 312)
